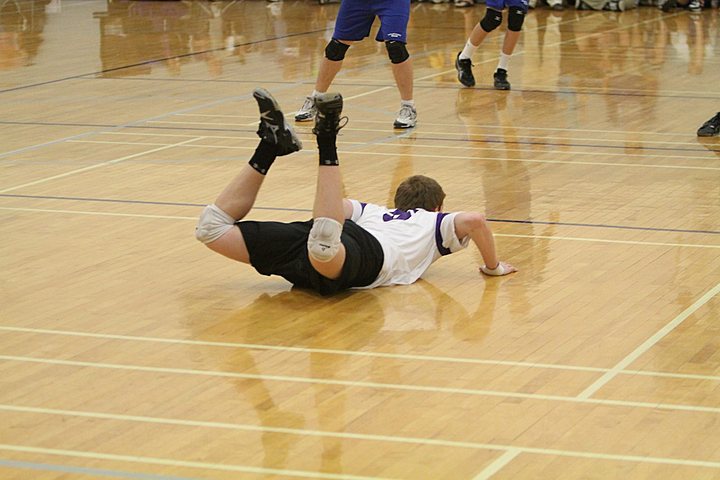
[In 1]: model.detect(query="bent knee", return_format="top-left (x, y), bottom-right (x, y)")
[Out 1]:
top-left (195, 204), bottom-right (235, 244)
top-left (307, 217), bottom-right (343, 262)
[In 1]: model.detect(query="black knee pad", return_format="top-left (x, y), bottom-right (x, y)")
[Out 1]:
top-left (385, 41), bottom-right (410, 64)
top-left (479, 8), bottom-right (503, 32)
top-left (507, 6), bottom-right (526, 32)
top-left (325, 39), bottom-right (350, 61)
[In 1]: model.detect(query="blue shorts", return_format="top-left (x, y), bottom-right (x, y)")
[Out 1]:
top-left (333, 0), bottom-right (411, 43)
top-left (486, 0), bottom-right (529, 11)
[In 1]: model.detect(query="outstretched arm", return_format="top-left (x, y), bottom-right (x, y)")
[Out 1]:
top-left (453, 212), bottom-right (517, 276)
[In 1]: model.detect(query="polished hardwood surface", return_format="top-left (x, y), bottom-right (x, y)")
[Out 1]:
top-left (1, 0), bottom-right (719, 478)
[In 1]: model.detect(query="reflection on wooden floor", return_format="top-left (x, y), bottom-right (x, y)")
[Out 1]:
top-left (0, 0), bottom-right (719, 478)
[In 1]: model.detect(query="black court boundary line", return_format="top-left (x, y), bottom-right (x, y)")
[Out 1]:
top-left (2, 193), bottom-right (719, 236)
top-left (1, 121), bottom-right (718, 153)
top-left (0, 29), bottom-right (330, 95)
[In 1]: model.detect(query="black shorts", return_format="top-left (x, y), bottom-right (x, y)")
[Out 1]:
top-left (237, 219), bottom-right (384, 296)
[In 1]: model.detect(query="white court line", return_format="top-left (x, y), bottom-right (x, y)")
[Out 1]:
top-left (2, 405), bottom-right (720, 470)
top-left (472, 449), bottom-right (522, 480)
top-left (80, 133), bottom-right (719, 163)
top-left (1, 206), bottom-right (719, 249)
top-left (577, 281), bottom-right (720, 399)
top-left (495, 233), bottom-right (720, 250)
top-left (64, 140), bottom-right (720, 172)
top-left (4, 325), bottom-right (720, 384)
top-left (141, 122), bottom-right (710, 148)
top-left (0, 403), bottom-right (513, 451)
top-left (0, 325), bottom-right (606, 373)
top-left (69, 138), bottom-right (719, 164)
top-left (2, 355), bottom-right (720, 414)
top-left (121, 119), bottom-right (708, 138)
top-left (0, 84), bottom-right (260, 161)
top-left (0, 138), bottom-right (203, 194)
top-left (0, 444), bottom-right (387, 480)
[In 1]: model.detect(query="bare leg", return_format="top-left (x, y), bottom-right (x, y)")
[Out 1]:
top-left (391, 58), bottom-right (414, 101)
top-left (203, 141), bottom-right (277, 263)
top-left (315, 58), bottom-right (344, 93)
top-left (501, 30), bottom-right (521, 56)
top-left (468, 22), bottom-right (491, 47)
top-left (306, 93), bottom-right (348, 280)
top-left (199, 88), bottom-right (302, 264)
top-left (314, 41), bottom-right (353, 93)
top-left (215, 164), bottom-right (265, 220)
top-left (309, 165), bottom-right (347, 279)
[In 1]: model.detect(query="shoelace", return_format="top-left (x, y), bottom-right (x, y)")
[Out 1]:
top-left (398, 105), bottom-right (416, 121)
top-left (301, 97), bottom-right (314, 112)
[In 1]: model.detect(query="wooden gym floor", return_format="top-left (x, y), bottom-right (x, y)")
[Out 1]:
top-left (1, 0), bottom-right (719, 478)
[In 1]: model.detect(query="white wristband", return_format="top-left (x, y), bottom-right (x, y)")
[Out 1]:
top-left (481, 263), bottom-right (506, 276)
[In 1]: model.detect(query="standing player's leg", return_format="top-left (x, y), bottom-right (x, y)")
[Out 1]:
top-left (295, 0), bottom-right (373, 122)
top-left (294, 39), bottom-right (353, 122)
top-left (306, 93), bottom-right (349, 279)
top-left (195, 88), bottom-right (302, 263)
top-left (377, 2), bottom-right (416, 128)
top-left (454, 7), bottom-right (501, 87)
top-left (493, 4), bottom-right (526, 90)
top-left (389, 45), bottom-right (416, 129)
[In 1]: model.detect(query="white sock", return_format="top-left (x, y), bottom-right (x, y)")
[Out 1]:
top-left (459, 40), bottom-right (478, 60)
top-left (401, 99), bottom-right (415, 107)
top-left (311, 90), bottom-right (322, 98)
top-left (497, 53), bottom-right (511, 71)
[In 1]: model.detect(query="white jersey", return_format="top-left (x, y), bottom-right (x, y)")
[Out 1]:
top-left (349, 200), bottom-right (470, 288)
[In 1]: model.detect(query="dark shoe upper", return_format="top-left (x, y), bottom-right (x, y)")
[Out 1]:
top-left (253, 88), bottom-right (303, 155)
top-left (312, 93), bottom-right (347, 136)
top-left (455, 52), bottom-right (475, 87)
top-left (660, 0), bottom-right (676, 12)
top-left (697, 112), bottom-right (720, 137)
top-left (493, 68), bottom-right (511, 90)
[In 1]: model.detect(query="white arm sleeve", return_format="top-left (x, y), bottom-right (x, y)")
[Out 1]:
top-left (439, 212), bottom-right (471, 253)
top-left (349, 199), bottom-right (365, 222)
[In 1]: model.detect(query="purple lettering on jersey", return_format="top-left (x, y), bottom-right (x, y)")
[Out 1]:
top-left (435, 213), bottom-right (452, 256)
top-left (360, 202), bottom-right (367, 214)
top-left (382, 208), bottom-right (414, 222)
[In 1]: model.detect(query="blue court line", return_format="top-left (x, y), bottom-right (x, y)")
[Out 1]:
top-left (0, 120), bottom-right (248, 134)
top-left (0, 193), bottom-right (312, 213)
top-left (92, 76), bottom-right (720, 101)
top-left (1, 193), bottom-right (718, 235)
top-left (0, 459), bottom-right (204, 480)
top-left (1, 120), bottom-right (717, 154)
top-left (427, 136), bottom-right (719, 154)
top-left (0, 29), bottom-right (330, 95)
top-left (0, 84), bottom-right (295, 161)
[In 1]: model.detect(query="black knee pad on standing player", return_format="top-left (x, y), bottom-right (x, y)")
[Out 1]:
top-left (479, 8), bottom-right (503, 32)
top-left (507, 6), bottom-right (526, 31)
top-left (325, 39), bottom-right (350, 61)
top-left (385, 41), bottom-right (410, 64)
